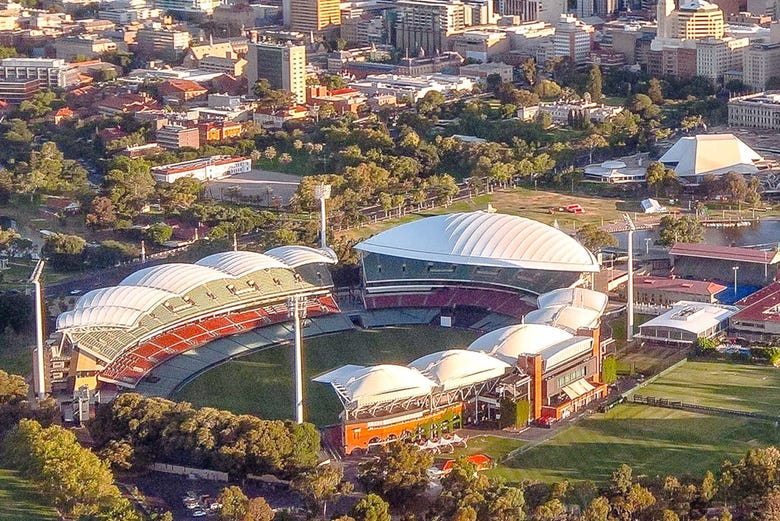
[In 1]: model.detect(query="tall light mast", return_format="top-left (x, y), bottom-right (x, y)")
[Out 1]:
top-left (623, 214), bottom-right (636, 342)
top-left (29, 259), bottom-right (46, 400)
top-left (314, 184), bottom-right (331, 249)
top-left (287, 294), bottom-right (308, 424)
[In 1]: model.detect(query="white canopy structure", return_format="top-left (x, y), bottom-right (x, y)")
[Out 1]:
top-left (408, 350), bottom-right (510, 391)
top-left (659, 134), bottom-right (762, 178)
top-left (120, 263), bottom-right (229, 294)
top-left (538, 336), bottom-right (593, 370)
top-left (196, 251), bottom-right (288, 276)
top-left (467, 324), bottom-right (573, 363)
top-left (314, 364), bottom-right (436, 411)
top-left (354, 212), bottom-right (600, 272)
top-left (266, 245), bottom-right (338, 268)
top-left (537, 288), bottom-right (608, 314)
top-left (524, 305), bottom-right (602, 333)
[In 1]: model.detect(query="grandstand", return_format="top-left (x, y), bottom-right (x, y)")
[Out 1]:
top-left (47, 247), bottom-right (339, 398)
top-left (316, 287), bottom-right (609, 455)
top-left (355, 212), bottom-right (600, 324)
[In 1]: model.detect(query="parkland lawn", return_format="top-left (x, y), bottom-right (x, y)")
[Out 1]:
top-left (0, 469), bottom-right (58, 520)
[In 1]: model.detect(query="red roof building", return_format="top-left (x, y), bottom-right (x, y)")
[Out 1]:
top-left (670, 243), bottom-right (780, 287)
top-left (158, 79), bottom-right (208, 102)
top-left (633, 275), bottom-right (727, 309)
top-left (729, 281), bottom-right (780, 341)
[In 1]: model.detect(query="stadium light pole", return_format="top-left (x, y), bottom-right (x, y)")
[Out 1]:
top-left (623, 214), bottom-right (636, 343)
top-left (314, 184), bottom-right (331, 249)
top-left (287, 295), bottom-right (307, 424)
top-left (29, 259), bottom-right (46, 400)
top-left (732, 266), bottom-right (739, 295)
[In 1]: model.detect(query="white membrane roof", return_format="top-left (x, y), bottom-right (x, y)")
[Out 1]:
top-left (408, 349), bottom-right (510, 390)
top-left (196, 251), bottom-right (288, 276)
top-left (354, 212), bottom-right (600, 272)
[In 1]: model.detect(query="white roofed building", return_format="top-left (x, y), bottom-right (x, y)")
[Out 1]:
top-left (637, 301), bottom-right (738, 346)
top-left (658, 133), bottom-right (763, 183)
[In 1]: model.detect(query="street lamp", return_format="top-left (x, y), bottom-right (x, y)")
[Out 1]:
top-left (732, 266), bottom-right (739, 295)
top-left (623, 214), bottom-right (636, 342)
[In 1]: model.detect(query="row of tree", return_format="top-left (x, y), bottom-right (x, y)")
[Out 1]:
top-left (88, 393), bottom-right (321, 479)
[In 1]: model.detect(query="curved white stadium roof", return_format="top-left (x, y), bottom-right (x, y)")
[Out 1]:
top-left (57, 305), bottom-right (144, 330)
top-left (196, 251), bottom-right (288, 276)
top-left (266, 245), bottom-right (338, 268)
top-left (467, 324), bottom-right (573, 362)
top-left (75, 286), bottom-right (175, 312)
top-left (537, 288), bottom-right (608, 314)
top-left (120, 263), bottom-right (228, 294)
top-left (354, 212), bottom-right (599, 272)
top-left (524, 305), bottom-right (602, 333)
top-left (339, 364), bottom-right (436, 407)
top-left (408, 350), bottom-right (510, 391)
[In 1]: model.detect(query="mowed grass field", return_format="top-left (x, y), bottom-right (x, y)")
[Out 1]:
top-left (174, 326), bottom-right (479, 425)
top-left (0, 469), bottom-right (58, 520)
top-left (494, 403), bottom-right (778, 484)
top-left (637, 360), bottom-right (780, 417)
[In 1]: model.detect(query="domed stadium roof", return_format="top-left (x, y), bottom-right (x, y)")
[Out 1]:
top-left (120, 263), bottom-right (228, 294)
top-left (524, 305), bottom-right (602, 333)
top-left (467, 324), bottom-right (573, 362)
top-left (339, 364), bottom-right (436, 407)
top-left (196, 251), bottom-right (288, 276)
top-left (57, 305), bottom-right (145, 330)
top-left (408, 349), bottom-right (510, 391)
top-left (266, 245), bottom-right (338, 268)
top-left (537, 288), bottom-right (608, 314)
top-left (354, 212), bottom-right (599, 272)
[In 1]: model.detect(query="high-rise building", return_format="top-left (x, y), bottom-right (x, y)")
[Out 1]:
top-left (246, 42), bottom-right (307, 104)
top-left (290, 0), bottom-right (340, 32)
top-left (743, 41), bottom-right (780, 89)
top-left (136, 27), bottom-right (191, 61)
top-left (696, 36), bottom-right (749, 84)
top-left (394, 0), bottom-right (466, 57)
top-left (553, 14), bottom-right (594, 64)
top-left (572, 0), bottom-right (619, 18)
top-left (498, 0), bottom-right (564, 23)
top-left (676, 0), bottom-right (725, 39)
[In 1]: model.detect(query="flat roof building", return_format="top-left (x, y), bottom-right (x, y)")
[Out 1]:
top-left (728, 91), bottom-right (780, 130)
top-left (150, 155), bottom-right (251, 183)
top-left (729, 280), bottom-right (780, 341)
top-left (246, 41), bottom-right (307, 104)
top-left (637, 301), bottom-right (738, 346)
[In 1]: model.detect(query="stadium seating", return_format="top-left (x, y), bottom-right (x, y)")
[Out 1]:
top-left (363, 287), bottom-right (535, 319)
top-left (99, 295), bottom-right (341, 388)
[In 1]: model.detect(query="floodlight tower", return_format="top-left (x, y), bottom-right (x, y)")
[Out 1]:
top-left (623, 213), bottom-right (636, 343)
top-left (314, 183), bottom-right (331, 249)
top-left (29, 259), bottom-right (46, 400)
top-left (287, 294), bottom-right (308, 424)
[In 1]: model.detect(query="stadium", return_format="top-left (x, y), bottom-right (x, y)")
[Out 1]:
top-left (47, 246), bottom-right (340, 398)
top-left (47, 211), bottom-right (610, 454)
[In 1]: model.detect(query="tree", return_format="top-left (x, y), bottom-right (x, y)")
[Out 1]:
top-left (104, 157), bottom-right (156, 216)
top-left (43, 233), bottom-right (86, 271)
top-left (533, 499), bottom-right (565, 521)
top-left (217, 486), bottom-right (249, 521)
top-left (321, 74), bottom-right (348, 90)
top-left (253, 79), bottom-right (297, 112)
top-left (658, 215), bottom-right (704, 246)
top-left (647, 78), bottom-right (664, 105)
top-left (292, 463), bottom-right (351, 518)
top-left (521, 58), bottom-right (537, 86)
top-left (351, 493), bottom-right (391, 521)
top-left (586, 65), bottom-right (603, 102)
top-left (582, 133), bottom-right (607, 163)
top-left (86, 196), bottom-right (117, 229)
top-left (145, 223), bottom-right (173, 245)
top-left (243, 497), bottom-right (274, 521)
top-left (581, 496), bottom-right (610, 521)
top-left (358, 441), bottom-right (433, 506)
top-left (645, 162), bottom-right (679, 198)
top-left (576, 223), bottom-right (617, 253)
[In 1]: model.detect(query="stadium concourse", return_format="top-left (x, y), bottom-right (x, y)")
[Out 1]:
top-left (313, 212), bottom-right (610, 455)
top-left (46, 246), bottom-right (341, 405)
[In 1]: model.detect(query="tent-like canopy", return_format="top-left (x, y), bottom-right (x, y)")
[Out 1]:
top-left (314, 364), bottom-right (436, 409)
top-left (196, 251), bottom-right (288, 276)
top-left (524, 305), bottom-right (602, 333)
top-left (659, 134), bottom-right (762, 177)
top-left (120, 263), bottom-right (228, 294)
top-left (467, 324), bottom-right (573, 363)
top-left (266, 245), bottom-right (338, 268)
top-left (408, 350), bottom-right (510, 391)
top-left (537, 288), bottom-right (608, 314)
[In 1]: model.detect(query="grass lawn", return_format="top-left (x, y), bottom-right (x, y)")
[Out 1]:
top-left (443, 435), bottom-right (525, 463)
top-left (0, 330), bottom-right (33, 376)
top-left (638, 360), bottom-right (780, 417)
top-left (495, 403), bottom-right (777, 484)
top-left (0, 469), bottom-right (58, 521)
top-left (174, 326), bottom-right (479, 425)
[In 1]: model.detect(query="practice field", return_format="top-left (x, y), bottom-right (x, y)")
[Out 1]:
top-left (495, 403), bottom-right (778, 484)
top-left (0, 469), bottom-right (58, 520)
top-left (637, 360), bottom-right (780, 417)
top-left (174, 326), bottom-right (479, 426)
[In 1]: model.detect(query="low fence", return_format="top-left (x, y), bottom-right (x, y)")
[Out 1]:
top-left (621, 357), bottom-right (689, 398)
top-left (632, 394), bottom-right (780, 423)
top-left (150, 462), bottom-right (229, 482)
